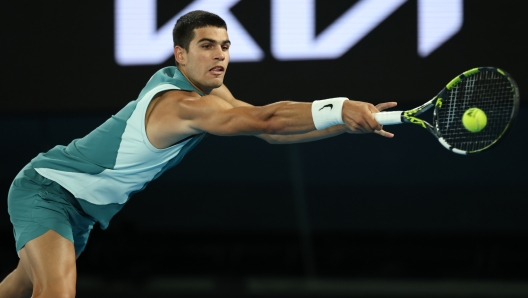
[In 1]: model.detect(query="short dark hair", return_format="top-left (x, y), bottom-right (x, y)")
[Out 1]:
top-left (173, 10), bottom-right (227, 52)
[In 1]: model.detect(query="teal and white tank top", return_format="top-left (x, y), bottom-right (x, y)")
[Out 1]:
top-left (31, 67), bottom-right (205, 229)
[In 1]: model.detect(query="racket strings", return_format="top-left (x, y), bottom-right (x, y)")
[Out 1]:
top-left (436, 70), bottom-right (516, 152)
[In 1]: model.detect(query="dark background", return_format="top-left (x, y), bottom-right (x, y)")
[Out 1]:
top-left (1, 1), bottom-right (527, 297)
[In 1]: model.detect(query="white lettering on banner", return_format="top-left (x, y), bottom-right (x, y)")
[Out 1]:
top-left (272, 0), bottom-right (407, 60)
top-left (115, 0), bottom-right (463, 65)
top-left (115, 0), bottom-right (264, 65)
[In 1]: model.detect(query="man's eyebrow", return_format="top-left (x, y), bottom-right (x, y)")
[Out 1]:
top-left (196, 38), bottom-right (231, 45)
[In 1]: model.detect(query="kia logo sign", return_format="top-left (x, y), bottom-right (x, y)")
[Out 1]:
top-left (115, 0), bottom-right (463, 65)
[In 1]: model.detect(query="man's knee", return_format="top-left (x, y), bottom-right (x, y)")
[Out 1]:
top-left (32, 282), bottom-right (76, 298)
top-left (0, 267), bottom-right (33, 298)
top-left (13, 268), bottom-right (33, 297)
top-left (33, 290), bottom-right (76, 298)
top-left (31, 270), bottom-right (76, 298)
top-left (14, 267), bottom-right (33, 296)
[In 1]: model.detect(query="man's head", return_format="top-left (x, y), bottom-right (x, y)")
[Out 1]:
top-left (173, 10), bottom-right (227, 54)
top-left (173, 10), bottom-right (230, 94)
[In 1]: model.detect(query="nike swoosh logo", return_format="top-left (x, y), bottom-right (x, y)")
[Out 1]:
top-left (319, 104), bottom-right (333, 111)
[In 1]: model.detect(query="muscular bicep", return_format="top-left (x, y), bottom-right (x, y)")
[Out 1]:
top-left (178, 95), bottom-right (277, 136)
top-left (148, 89), bottom-right (297, 148)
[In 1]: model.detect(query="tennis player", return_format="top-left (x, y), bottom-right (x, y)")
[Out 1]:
top-left (0, 10), bottom-right (396, 298)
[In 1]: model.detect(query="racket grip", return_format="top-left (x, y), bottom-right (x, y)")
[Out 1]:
top-left (374, 111), bottom-right (403, 125)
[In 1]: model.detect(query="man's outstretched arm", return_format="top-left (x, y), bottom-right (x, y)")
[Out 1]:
top-left (145, 86), bottom-right (394, 149)
top-left (210, 84), bottom-right (397, 144)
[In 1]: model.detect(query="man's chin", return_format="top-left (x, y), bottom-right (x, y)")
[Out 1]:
top-left (198, 80), bottom-right (224, 94)
top-left (208, 79), bottom-right (224, 89)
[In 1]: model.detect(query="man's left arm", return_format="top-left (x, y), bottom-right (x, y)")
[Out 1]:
top-left (211, 85), bottom-right (351, 144)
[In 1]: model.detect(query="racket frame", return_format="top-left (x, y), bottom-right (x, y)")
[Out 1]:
top-left (375, 67), bottom-right (520, 155)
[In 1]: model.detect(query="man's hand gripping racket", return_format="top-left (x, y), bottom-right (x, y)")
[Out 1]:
top-left (374, 67), bottom-right (520, 155)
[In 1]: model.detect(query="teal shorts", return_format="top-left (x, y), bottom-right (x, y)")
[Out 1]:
top-left (7, 164), bottom-right (95, 255)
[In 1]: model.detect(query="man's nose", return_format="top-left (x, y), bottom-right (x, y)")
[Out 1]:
top-left (214, 46), bottom-right (225, 61)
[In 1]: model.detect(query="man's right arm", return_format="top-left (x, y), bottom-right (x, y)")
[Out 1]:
top-left (145, 90), bottom-right (382, 148)
top-left (210, 84), bottom-right (396, 143)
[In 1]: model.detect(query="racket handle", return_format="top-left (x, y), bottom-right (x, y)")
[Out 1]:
top-left (374, 111), bottom-right (403, 125)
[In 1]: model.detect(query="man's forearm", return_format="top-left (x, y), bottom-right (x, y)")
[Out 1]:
top-left (258, 124), bottom-right (346, 144)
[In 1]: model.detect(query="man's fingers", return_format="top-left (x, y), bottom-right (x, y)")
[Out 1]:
top-left (374, 129), bottom-right (394, 138)
top-left (368, 104), bottom-right (381, 114)
top-left (376, 102), bottom-right (398, 112)
top-left (343, 101), bottom-right (395, 133)
top-left (368, 103), bottom-right (393, 131)
top-left (367, 112), bottom-right (383, 131)
top-left (372, 102), bottom-right (397, 131)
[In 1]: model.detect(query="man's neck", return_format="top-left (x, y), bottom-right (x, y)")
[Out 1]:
top-left (176, 66), bottom-right (211, 95)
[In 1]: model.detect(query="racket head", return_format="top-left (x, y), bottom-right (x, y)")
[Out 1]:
top-left (433, 67), bottom-right (520, 155)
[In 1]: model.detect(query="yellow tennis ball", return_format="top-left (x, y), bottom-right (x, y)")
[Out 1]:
top-left (462, 108), bottom-right (487, 132)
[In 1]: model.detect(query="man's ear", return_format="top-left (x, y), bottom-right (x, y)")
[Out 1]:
top-left (174, 46), bottom-right (186, 65)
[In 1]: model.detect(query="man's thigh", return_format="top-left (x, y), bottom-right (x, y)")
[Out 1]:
top-left (19, 229), bottom-right (77, 296)
top-left (8, 164), bottom-right (94, 256)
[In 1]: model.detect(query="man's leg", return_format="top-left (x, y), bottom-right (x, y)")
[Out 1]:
top-left (0, 232), bottom-right (83, 298)
top-left (19, 229), bottom-right (77, 298)
top-left (0, 259), bottom-right (33, 298)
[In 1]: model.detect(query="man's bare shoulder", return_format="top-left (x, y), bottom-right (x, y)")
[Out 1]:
top-left (145, 90), bottom-right (204, 149)
top-left (147, 89), bottom-right (206, 118)
top-left (146, 89), bottom-right (200, 121)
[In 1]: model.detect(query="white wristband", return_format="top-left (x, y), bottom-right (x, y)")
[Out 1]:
top-left (311, 97), bottom-right (347, 130)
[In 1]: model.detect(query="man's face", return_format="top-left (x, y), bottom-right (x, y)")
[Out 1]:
top-left (176, 26), bottom-right (230, 94)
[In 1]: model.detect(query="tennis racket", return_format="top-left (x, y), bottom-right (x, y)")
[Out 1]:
top-left (374, 67), bottom-right (519, 155)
